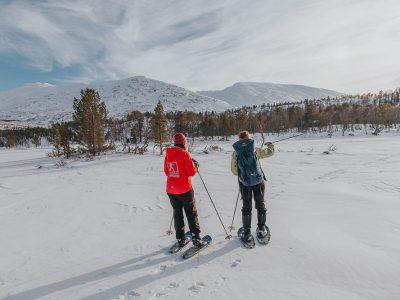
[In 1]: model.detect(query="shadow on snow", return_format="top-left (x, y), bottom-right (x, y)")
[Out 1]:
top-left (3, 241), bottom-right (239, 300)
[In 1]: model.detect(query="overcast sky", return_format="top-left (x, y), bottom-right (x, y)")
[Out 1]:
top-left (1, 0), bottom-right (400, 93)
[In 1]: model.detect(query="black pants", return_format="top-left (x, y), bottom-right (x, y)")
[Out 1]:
top-left (239, 181), bottom-right (266, 225)
top-left (168, 189), bottom-right (201, 240)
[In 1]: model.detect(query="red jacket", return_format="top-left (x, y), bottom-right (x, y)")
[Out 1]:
top-left (164, 146), bottom-right (197, 195)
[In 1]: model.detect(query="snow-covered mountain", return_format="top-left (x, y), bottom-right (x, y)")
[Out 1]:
top-left (198, 82), bottom-right (343, 107)
top-left (0, 76), bottom-right (232, 123)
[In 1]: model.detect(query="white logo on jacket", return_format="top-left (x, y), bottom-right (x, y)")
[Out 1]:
top-left (168, 162), bottom-right (179, 178)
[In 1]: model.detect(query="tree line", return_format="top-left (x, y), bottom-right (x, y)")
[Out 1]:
top-left (0, 126), bottom-right (50, 148)
top-left (1, 87), bottom-right (399, 157)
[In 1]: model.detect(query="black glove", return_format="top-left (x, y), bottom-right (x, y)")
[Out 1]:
top-left (192, 158), bottom-right (200, 168)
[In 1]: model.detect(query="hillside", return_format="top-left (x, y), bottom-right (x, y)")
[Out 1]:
top-left (0, 77), bottom-right (231, 124)
top-left (198, 82), bottom-right (343, 107)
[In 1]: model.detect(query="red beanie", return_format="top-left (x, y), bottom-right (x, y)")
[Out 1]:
top-left (173, 133), bottom-right (187, 146)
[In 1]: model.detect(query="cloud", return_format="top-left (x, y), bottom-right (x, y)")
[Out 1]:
top-left (1, 0), bottom-right (400, 93)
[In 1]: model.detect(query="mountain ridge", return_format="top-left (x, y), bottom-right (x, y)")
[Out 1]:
top-left (0, 77), bottom-right (345, 124)
top-left (0, 76), bottom-right (232, 123)
top-left (198, 82), bottom-right (343, 107)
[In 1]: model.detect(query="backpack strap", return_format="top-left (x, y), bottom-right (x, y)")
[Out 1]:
top-left (255, 151), bottom-right (267, 182)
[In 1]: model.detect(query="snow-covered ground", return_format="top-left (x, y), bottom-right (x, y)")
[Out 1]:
top-left (1, 133), bottom-right (400, 300)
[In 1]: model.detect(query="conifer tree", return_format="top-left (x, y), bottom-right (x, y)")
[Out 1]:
top-left (73, 89), bottom-right (108, 156)
top-left (53, 126), bottom-right (62, 157)
top-left (152, 100), bottom-right (168, 155)
top-left (33, 130), bottom-right (41, 147)
top-left (6, 130), bottom-right (16, 148)
top-left (219, 111), bottom-right (233, 140)
top-left (51, 122), bottom-right (73, 157)
top-left (303, 101), bottom-right (319, 129)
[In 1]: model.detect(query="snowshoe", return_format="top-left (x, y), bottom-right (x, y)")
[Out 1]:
top-left (238, 227), bottom-right (255, 249)
top-left (192, 237), bottom-right (204, 248)
top-left (182, 235), bottom-right (212, 259)
top-left (169, 231), bottom-right (192, 254)
top-left (256, 226), bottom-right (271, 245)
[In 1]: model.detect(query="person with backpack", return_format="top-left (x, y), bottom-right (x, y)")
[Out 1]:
top-left (164, 132), bottom-right (204, 249)
top-left (231, 131), bottom-right (274, 245)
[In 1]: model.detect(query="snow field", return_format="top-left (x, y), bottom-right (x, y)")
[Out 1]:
top-left (0, 133), bottom-right (400, 299)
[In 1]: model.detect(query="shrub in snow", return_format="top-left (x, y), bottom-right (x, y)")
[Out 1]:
top-left (203, 145), bottom-right (223, 154)
top-left (55, 160), bottom-right (67, 167)
top-left (328, 144), bottom-right (337, 152)
top-left (323, 144), bottom-right (337, 155)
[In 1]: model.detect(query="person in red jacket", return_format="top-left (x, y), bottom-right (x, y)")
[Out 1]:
top-left (164, 133), bottom-right (203, 247)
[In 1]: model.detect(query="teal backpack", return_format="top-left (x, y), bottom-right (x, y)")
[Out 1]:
top-left (233, 139), bottom-right (265, 186)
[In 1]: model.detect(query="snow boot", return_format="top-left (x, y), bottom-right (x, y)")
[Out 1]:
top-left (244, 231), bottom-right (254, 243)
top-left (192, 234), bottom-right (205, 248)
top-left (256, 226), bottom-right (268, 238)
top-left (238, 215), bottom-right (255, 248)
top-left (256, 226), bottom-right (270, 245)
top-left (243, 214), bottom-right (252, 235)
top-left (238, 228), bottom-right (255, 249)
top-left (169, 233), bottom-right (191, 254)
top-left (257, 212), bottom-right (266, 231)
top-left (178, 236), bottom-right (190, 247)
top-left (256, 213), bottom-right (270, 244)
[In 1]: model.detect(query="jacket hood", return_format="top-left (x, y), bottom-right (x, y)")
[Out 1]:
top-left (166, 146), bottom-right (186, 156)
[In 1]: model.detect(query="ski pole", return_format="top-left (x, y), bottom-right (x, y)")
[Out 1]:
top-left (228, 191), bottom-right (240, 232)
top-left (270, 132), bottom-right (306, 144)
top-left (197, 170), bottom-right (232, 240)
top-left (166, 215), bottom-right (173, 235)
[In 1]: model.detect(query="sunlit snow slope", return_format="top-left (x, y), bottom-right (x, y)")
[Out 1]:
top-left (0, 77), bottom-right (231, 123)
top-left (199, 82), bottom-right (343, 107)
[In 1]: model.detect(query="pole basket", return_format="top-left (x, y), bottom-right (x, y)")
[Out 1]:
top-left (166, 229), bottom-right (173, 235)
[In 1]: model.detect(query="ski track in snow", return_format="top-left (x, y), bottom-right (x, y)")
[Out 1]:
top-left (0, 133), bottom-right (400, 299)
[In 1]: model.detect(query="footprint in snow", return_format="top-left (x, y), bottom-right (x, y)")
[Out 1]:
top-left (188, 282), bottom-right (206, 294)
top-left (151, 264), bottom-right (167, 274)
top-left (128, 290), bottom-right (141, 297)
top-left (166, 282), bottom-right (180, 289)
top-left (114, 290), bottom-right (140, 299)
top-left (215, 276), bottom-right (227, 286)
top-left (151, 282), bottom-right (180, 299)
top-left (154, 291), bottom-right (166, 297)
top-left (144, 205), bottom-right (153, 212)
top-left (231, 258), bottom-right (242, 267)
